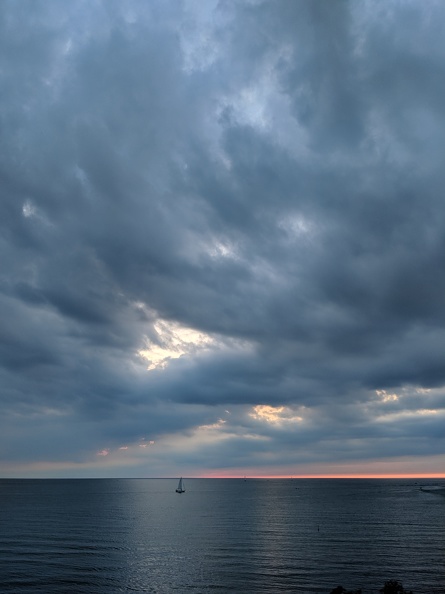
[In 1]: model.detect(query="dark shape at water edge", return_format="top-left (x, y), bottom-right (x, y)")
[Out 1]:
top-left (379, 581), bottom-right (413, 594)
top-left (330, 581), bottom-right (413, 594)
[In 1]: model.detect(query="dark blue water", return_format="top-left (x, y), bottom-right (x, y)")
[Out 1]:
top-left (0, 479), bottom-right (443, 593)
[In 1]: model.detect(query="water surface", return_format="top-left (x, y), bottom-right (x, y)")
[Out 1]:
top-left (0, 478), bottom-right (443, 593)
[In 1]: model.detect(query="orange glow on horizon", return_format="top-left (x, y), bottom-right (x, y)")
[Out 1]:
top-left (199, 472), bottom-right (445, 479)
top-left (199, 456), bottom-right (445, 480)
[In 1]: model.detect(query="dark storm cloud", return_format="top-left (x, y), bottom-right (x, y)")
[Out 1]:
top-left (1, 0), bottom-right (444, 475)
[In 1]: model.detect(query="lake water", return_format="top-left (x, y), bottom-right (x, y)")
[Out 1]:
top-left (0, 478), bottom-right (443, 593)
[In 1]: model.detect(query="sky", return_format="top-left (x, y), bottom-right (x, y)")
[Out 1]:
top-left (1, 0), bottom-right (444, 479)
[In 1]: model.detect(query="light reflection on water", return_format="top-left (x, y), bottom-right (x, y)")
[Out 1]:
top-left (0, 478), bottom-right (443, 593)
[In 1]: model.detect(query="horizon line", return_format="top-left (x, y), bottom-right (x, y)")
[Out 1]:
top-left (1, 474), bottom-right (444, 480)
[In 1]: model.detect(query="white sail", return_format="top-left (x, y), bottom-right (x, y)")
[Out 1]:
top-left (176, 477), bottom-right (185, 493)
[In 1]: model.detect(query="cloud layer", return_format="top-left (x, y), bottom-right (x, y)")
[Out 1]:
top-left (1, 0), bottom-right (444, 477)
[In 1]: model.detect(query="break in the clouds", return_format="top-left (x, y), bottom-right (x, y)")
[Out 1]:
top-left (1, 0), bottom-right (444, 477)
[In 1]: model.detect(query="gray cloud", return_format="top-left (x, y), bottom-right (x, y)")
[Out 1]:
top-left (1, 0), bottom-right (444, 477)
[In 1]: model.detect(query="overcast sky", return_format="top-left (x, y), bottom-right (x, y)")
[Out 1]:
top-left (1, 0), bottom-right (444, 478)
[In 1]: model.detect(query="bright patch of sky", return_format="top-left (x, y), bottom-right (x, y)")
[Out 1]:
top-left (250, 405), bottom-right (304, 425)
top-left (139, 320), bottom-right (216, 370)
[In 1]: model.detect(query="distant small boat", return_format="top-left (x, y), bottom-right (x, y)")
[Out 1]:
top-left (176, 477), bottom-right (185, 493)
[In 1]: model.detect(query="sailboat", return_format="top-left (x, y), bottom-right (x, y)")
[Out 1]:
top-left (175, 477), bottom-right (185, 493)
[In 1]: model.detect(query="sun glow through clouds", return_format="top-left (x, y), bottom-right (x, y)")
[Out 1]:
top-left (138, 319), bottom-right (215, 370)
top-left (250, 405), bottom-right (304, 425)
top-left (376, 389), bottom-right (399, 402)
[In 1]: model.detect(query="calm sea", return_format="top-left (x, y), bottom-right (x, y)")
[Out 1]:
top-left (0, 478), bottom-right (443, 593)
